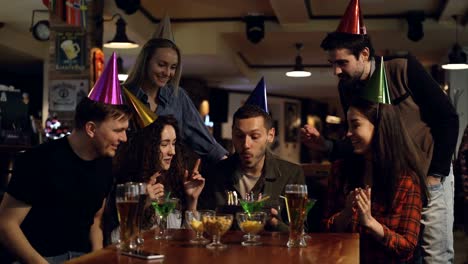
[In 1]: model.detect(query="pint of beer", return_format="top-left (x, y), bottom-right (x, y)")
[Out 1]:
top-left (285, 184), bottom-right (308, 248)
top-left (116, 182), bottom-right (140, 250)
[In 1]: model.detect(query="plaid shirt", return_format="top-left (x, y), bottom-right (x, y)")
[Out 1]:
top-left (456, 125), bottom-right (468, 201)
top-left (323, 161), bottom-right (422, 263)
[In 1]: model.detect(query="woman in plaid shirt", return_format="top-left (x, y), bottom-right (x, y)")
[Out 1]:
top-left (323, 98), bottom-right (428, 263)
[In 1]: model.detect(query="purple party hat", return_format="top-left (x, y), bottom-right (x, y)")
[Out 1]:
top-left (88, 52), bottom-right (124, 105)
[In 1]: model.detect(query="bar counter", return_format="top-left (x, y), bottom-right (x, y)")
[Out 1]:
top-left (66, 229), bottom-right (359, 264)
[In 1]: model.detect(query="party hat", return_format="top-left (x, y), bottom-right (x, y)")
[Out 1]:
top-left (152, 14), bottom-right (175, 42)
top-left (336, 0), bottom-right (367, 35)
top-left (245, 77), bottom-right (268, 113)
top-left (88, 52), bottom-right (124, 105)
top-left (122, 87), bottom-right (157, 128)
top-left (362, 57), bottom-right (391, 104)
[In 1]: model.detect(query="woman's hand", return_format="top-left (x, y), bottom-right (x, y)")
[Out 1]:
top-left (184, 159), bottom-right (205, 200)
top-left (146, 171), bottom-right (164, 200)
top-left (355, 187), bottom-right (374, 227)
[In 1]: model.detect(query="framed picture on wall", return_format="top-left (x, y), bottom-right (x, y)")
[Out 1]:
top-left (284, 102), bottom-right (300, 142)
top-left (49, 79), bottom-right (88, 111)
top-left (55, 31), bottom-right (86, 71)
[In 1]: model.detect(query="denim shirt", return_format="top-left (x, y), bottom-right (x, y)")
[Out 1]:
top-left (127, 84), bottom-right (228, 162)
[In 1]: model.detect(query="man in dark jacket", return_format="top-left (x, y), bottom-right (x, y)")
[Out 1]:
top-left (202, 104), bottom-right (305, 231)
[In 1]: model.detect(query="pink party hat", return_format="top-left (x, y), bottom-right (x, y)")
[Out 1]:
top-left (88, 52), bottom-right (124, 105)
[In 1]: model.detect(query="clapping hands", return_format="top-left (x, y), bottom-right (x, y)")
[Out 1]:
top-left (353, 186), bottom-right (374, 228)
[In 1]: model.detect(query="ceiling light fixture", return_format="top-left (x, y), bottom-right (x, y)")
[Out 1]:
top-left (442, 15), bottom-right (468, 70)
top-left (286, 43), bottom-right (311, 78)
top-left (103, 14), bottom-right (139, 49)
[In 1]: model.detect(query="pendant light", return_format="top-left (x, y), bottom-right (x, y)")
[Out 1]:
top-left (442, 15), bottom-right (468, 70)
top-left (286, 43), bottom-right (311, 77)
top-left (103, 14), bottom-right (139, 49)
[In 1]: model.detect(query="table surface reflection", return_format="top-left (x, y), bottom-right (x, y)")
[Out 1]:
top-left (66, 229), bottom-right (359, 264)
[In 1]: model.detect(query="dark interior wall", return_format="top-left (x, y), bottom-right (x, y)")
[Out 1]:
top-left (0, 63), bottom-right (43, 118)
top-left (300, 98), bottom-right (328, 163)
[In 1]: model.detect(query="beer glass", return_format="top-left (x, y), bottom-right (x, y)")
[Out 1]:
top-left (285, 184), bottom-right (308, 248)
top-left (135, 182), bottom-right (148, 246)
top-left (116, 182), bottom-right (140, 250)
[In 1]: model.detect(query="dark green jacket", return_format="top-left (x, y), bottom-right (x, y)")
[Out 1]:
top-left (200, 150), bottom-right (305, 231)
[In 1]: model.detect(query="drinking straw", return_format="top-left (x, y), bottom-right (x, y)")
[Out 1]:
top-left (279, 195), bottom-right (291, 223)
top-left (257, 195), bottom-right (270, 203)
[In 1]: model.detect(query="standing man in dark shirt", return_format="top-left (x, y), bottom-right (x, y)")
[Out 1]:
top-left (0, 53), bottom-right (131, 263)
top-left (300, 0), bottom-right (459, 263)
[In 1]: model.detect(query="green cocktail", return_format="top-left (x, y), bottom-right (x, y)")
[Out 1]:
top-left (239, 199), bottom-right (265, 215)
top-left (305, 199), bottom-right (316, 216)
top-left (303, 198), bottom-right (317, 241)
top-left (152, 197), bottom-right (179, 240)
top-left (152, 199), bottom-right (177, 217)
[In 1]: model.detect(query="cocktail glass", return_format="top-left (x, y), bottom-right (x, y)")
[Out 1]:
top-left (236, 212), bottom-right (266, 246)
top-left (185, 210), bottom-right (215, 244)
top-left (202, 214), bottom-right (233, 249)
top-left (239, 194), bottom-right (268, 240)
top-left (302, 198), bottom-right (317, 240)
top-left (152, 197), bottom-right (179, 240)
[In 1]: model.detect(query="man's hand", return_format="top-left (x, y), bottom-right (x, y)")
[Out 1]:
top-left (300, 125), bottom-right (328, 152)
top-left (427, 175), bottom-right (441, 186)
top-left (268, 208), bottom-right (280, 227)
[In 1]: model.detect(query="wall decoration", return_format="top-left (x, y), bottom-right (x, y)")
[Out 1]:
top-left (55, 31), bottom-right (86, 71)
top-left (49, 79), bottom-right (88, 111)
top-left (90, 48), bottom-right (104, 88)
top-left (284, 102), bottom-right (300, 142)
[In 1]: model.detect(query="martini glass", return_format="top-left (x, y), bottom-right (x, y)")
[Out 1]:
top-left (239, 199), bottom-right (265, 216)
top-left (152, 197), bottom-right (179, 240)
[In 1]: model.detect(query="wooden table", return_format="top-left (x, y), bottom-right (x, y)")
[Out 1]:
top-left (66, 230), bottom-right (359, 264)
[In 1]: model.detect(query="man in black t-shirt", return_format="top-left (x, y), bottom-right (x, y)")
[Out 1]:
top-left (0, 98), bottom-right (130, 263)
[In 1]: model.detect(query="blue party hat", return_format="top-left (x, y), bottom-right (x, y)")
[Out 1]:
top-left (245, 77), bottom-right (268, 113)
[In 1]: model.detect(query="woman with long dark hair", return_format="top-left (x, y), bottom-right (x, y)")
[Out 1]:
top-left (323, 98), bottom-right (428, 263)
top-left (112, 115), bottom-right (204, 231)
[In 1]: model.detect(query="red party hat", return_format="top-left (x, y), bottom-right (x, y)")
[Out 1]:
top-left (336, 0), bottom-right (367, 35)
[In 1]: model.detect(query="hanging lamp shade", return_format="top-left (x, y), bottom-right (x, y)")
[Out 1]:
top-left (103, 15), bottom-right (139, 49)
top-left (286, 43), bottom-right (311, 78)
